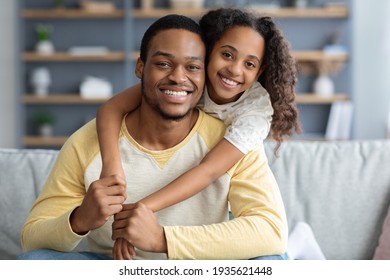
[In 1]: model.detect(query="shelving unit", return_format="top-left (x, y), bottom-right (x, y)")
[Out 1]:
top-left (22, 9), bottom-right (125, 18)
top-left (19, 0), bottom-right (128, 148)
top-left (131, 6), bottom-right (348, 18)
top-left (19, 0), bottom-right (351, 148)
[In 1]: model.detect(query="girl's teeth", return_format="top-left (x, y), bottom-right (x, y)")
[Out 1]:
top-left (222, 77), bottom-right (238, 86)
top-left (164, 90), bottom-right (187, 96)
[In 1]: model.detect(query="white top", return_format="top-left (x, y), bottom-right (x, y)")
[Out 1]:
top-left (198, 82), bottom-right (273, 154)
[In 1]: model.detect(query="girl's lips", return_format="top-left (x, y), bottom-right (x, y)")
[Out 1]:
top-left (219, 74), bottom-right (240, 89)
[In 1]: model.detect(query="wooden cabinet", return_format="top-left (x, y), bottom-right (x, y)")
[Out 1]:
top-left (19, 0), bottom-right (351, 147)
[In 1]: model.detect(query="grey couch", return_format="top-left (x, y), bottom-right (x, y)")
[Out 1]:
top-left (1, 140), bottom-right (390, 260)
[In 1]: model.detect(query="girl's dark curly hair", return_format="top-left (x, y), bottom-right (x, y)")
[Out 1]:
top-left (199, 8), bottom-right (302, 152)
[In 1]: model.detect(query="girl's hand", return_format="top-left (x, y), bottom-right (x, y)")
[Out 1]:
top-left (113, 238), bottom-right (136, 260)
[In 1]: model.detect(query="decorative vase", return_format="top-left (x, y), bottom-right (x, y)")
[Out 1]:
top-left (39, 124), bottom-right (53, 137)
top-left (140, 0), bottom-right (154, 9)
top-left (36, 40), bottom-right (55, 55)
top-left (31, 67), bottom-right (51, 97)
top-left (313, 74), bottom-right (334, 97)
top-left (294, 0), bottom-right (310, 8)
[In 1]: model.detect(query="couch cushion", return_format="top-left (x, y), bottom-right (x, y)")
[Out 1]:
top-left (0, 149), bottom-right (58, 260)
top-left (265, 140), bottom-right (390, 260)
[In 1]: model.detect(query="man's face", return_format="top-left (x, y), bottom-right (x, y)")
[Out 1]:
top-left (136, 29), bottom-right (206, 121)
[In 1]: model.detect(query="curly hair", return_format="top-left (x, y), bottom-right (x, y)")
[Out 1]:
top-left (199, 8), bottom-right (302, 152)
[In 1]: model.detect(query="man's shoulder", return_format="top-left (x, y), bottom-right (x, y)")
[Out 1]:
top-left (199, 109), bottom-right (225, 126)
top-left (60, 119), bottom-right (100, 166)
top-left (197, 110), bottom-right (226, 145)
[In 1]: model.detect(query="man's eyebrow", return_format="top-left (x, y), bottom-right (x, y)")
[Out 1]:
top-left (152, 51), bottom-right (204, 62)
top-left (152, 51), bottom-right (174, 58)
top-left (221, 44), bottom-right (261, 63)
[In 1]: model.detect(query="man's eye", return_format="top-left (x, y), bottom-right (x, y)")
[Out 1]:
top-left (188, 65), bottom-right (201, 71)
top-left (156, 62), bottom-right (170, 68)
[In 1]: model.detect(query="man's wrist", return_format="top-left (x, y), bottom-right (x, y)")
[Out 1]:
top-left (155, 227), bottom-right (168, 254)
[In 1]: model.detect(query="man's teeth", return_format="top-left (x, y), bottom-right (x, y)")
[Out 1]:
top-left (164, 90), bottom-right (188, 96)
top-left (222, 77), bottom-right (238, 86)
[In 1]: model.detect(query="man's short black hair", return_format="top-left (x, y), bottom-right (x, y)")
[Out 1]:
top-left (139, 14), bottom-right (205, 62)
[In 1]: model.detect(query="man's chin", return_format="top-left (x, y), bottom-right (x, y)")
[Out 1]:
top-left (158, 108), bottom-right (194, 122)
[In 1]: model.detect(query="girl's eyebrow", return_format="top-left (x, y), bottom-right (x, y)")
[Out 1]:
top-left (220, 45), bottom-right (261, 64)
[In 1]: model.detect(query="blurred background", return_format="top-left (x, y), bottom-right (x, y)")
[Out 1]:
top-left (1, 0), bottom-right (390, 149)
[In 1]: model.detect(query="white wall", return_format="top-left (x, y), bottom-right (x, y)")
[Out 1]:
top-left (352, 0), bottom-right (390, 139)
top-left (0, 1), bottom-right (17, 148)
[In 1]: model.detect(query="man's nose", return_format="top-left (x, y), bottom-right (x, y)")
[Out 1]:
top-left (168, 66), bottom-right (188, 83)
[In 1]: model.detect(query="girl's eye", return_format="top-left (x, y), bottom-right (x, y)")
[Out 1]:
top-left (222, 52), bottom-right (233, 59)
top-left (246, 61), bottom-right (257, 69)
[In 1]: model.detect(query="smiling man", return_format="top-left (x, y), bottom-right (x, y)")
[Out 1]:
top-left (19, 14), bottom-right (287, 260)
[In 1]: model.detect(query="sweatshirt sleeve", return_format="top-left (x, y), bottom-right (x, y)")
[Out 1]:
top-left (20, 121), bottom-right (99, 252)
top-left (164, 144), bottom-right (288, 259)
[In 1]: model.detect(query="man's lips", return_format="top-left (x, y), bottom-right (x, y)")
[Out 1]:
top-left (163, 89), bottom-right (189, 96)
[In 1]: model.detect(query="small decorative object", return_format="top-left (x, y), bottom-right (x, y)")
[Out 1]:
top-left (140, 0), bottom-right (154, 9)
top-left (30, 67), bottom-right (51, 97)
top-left (79, 0), bottom-right (116, 13)
top-left (54, 0), bottom-right (65, 9)
top-left (80, 76), bottom-right (113, 99)
top-left (169, 0), bottom-right (205, 9)
top-left (294, 0), bottom-right (311, 8)
top-left (35, 24), bottom-right (55, 55)
top-left (68, 46), bottom-right (109, 55)
top-left (313, 73), bottom-right (334, 97)
top-left (33, 111), bottom-right (56, 137)
top-left (323, 30), bottom-right (347, 55)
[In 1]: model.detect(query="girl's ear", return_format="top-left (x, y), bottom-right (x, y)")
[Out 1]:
top-left (256, 66), bottom-right (264, 80)
top-left (135, 58), bottom-right (144, 79)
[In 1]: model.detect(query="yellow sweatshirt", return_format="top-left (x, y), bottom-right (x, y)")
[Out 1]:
top-left (21, 110), bottom-right (287, 259)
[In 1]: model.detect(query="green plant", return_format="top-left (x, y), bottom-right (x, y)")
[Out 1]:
top-left (54, 0), bottom-right (65, 8)
top-left (33, 111), bottom-right (56, 126)
top-left (36, 24), bottom-right (53, 41)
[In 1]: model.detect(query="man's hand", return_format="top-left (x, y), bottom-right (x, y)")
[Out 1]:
top-left (70, 175), bottom-right (127, 235)
top-left (112, 203), bottom-right (167, 253)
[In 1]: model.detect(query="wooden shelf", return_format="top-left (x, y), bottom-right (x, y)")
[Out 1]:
top-left (23, 95), bottom-right (108, 104)
top-left (23, 93), bottom-right (347, 105)
top-left (296, 94), bottom-right (349, 104)
top-left (22, 9), bottom-right (124, 19)
top-left (22, 52), bottom-right (126, 62)
top-left (23, 136), bottom-right (68, 147)
top-left (132, 6), bottom-right (348, 18)
top-left (131, 50), bottom-right (349, 63)
top-left (293, 51), bottom-right (349, 62)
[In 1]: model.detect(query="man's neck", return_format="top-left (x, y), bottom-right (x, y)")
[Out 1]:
top-left (125, 107), bottom-right (199, 151)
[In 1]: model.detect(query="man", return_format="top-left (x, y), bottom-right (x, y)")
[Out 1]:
top-left (19, 15), bottom-right (287, 260)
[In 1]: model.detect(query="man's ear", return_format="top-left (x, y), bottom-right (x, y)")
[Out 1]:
top-left (135, 58), bottom-right (144, 79)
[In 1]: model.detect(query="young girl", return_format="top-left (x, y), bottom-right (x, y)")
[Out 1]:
top-left (96, 8), bottom-right (301, 259)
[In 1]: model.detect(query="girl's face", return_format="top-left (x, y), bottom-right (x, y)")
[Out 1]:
top-left (207, 26), bottom-right (265, 105)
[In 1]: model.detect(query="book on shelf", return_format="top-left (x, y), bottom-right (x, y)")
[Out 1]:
top-left (325, 101), bottom-right (353, 140)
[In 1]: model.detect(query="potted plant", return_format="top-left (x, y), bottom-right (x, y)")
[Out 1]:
top-left (54, 0), bottom-right (65, 9)
top-left (33, 111), bottom-right (56, 137)
top-left (35, 24), bottom-right (55, 54)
